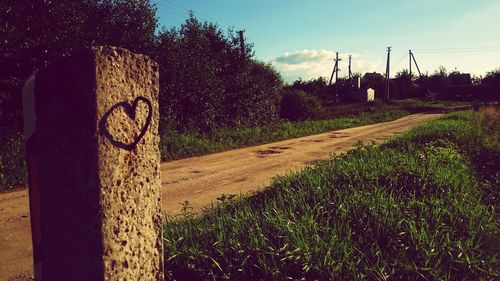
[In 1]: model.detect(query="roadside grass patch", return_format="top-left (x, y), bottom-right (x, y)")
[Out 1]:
top-left (164, 111), bottom-right (500, 280)
top-left (160, 99), bottom-right (471, 162)
top-left (0, 99), bottom-right (469, 190)
top-left (160, 109), bottom-right (408, 161)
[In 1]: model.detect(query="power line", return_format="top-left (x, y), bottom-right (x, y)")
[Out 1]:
top-left (154, 3), bottom-right (189, 16)
top-left (162, 0), bottom-right (191, 11)
top-left (155, 0), bottom-right (210, 22)
top-left (412, 46), bottom-right (500, 51)
top-left (390, 53), bottom-right (408, 71)
top-left (412, 46), bottom-right (500, 54)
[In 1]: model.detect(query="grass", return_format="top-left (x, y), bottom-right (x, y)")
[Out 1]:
top-left (0, 99), bottom-right (469, 191)
top-left (160, 99), bottom-right (468, 161)
top-left (160, 109), bottom-right (407, 161)
top-left (163, 110), bottom-right (499, 280)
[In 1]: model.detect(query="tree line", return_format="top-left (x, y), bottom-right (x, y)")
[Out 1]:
top-left (286, 66), bottom-right (500, 103)
top-left (1, 1), bottom-right (498, 134)
top-left (0, 0), bottom-right (282, 134)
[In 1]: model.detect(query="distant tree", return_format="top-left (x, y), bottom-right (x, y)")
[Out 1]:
top-left (472, 75), bottom-right (482, 86)
top-left (424, 66), bottom-right (449, 92)
top-left (435, 66), bottom-right (448, 78)
top-left (289, 77), bottom-right (330, 101)
top-left (279, 89), bottom-right (324, 121)
top-left (395, 69), bottom-right (415, 82)
top-left (393, 69), bottom-right (415, 99)
top-left (482, 67), bottom-right (500, 86)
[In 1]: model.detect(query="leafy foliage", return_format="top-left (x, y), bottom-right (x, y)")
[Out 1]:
top-left (482, 67), bottom-right (500, 86)
top-left (1, 0), bottom-right (157, 68)
top-left (154, 17), bottom-right (282, 132)
top-left (159, 107), bottom-right (408, 161)
top-left (289, 77), bottom-right (330, 101)
top-left (279, 89), bottom-right (325, 121)
top-left (0, 0), bottom-right (158, 128)
top-left (164, 111), bottom-right (500, 280)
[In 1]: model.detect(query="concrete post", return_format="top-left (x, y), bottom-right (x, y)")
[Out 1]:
top-left (30, 46), bottom-right (162, 280)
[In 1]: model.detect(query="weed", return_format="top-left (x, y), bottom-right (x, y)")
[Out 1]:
top-left (163, 110), bottom-right (499, 280)
top-left (0, 129), bottom-right (26, 191)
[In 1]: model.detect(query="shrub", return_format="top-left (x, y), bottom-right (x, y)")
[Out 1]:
top-left (0, 129), bottom-right (26, 190)
top-left (279, 89), bottom-right (325, 121)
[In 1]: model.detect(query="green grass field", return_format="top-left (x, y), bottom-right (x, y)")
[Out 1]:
top-left (163, 110), bottom-right (499, 280)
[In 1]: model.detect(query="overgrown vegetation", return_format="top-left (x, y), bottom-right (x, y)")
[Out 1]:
top-left (159, 99), bottom-right (469, 161)
top-left (160, 106), bottom-right (406, 161)
top-left (164, 110), bottom-right (500, 280)
top-left (279, 89), bottom-right (325, 121)
top-left (0, 129), bottom-right (26, 190)
top-left (0, 99), bottom-right (469, 190)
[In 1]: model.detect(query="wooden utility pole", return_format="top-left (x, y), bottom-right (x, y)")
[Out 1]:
top-left (335, 52), bottom-right (340, 103)
top-left (409, 50), bottom-right (412, 78)
top-left (384, 47), bottom-right (391, 102)
top-left (348, 55), bottom-right (352, 80)
top-left (238, 30), bottom-right (245, 57)
top-left (328, 52), bottom-right (341, 103)
top-left (411, 52), bottom-right (422, 77)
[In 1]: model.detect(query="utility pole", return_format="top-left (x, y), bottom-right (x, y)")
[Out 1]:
top-left (348, 55), bottom-right (352, 80)
top-left (409, 50), bottom-right (412, 78)
top-left (410, 51), bottom-right (422, 77)
top-left (335, 52), bottom-right (341, 103)
top-left (328, 52), bottom-right (341, 103)
top-left (238, 30), bottom-right (245, 57)
top-left (384, 47), bottom-right (391, 102)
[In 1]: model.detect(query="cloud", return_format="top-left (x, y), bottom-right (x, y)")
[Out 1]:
top-left (271, 49), bottom-right (383, 83)
top-left (274, 49), bottom-right (333, 64)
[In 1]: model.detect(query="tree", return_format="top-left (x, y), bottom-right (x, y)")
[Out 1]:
top-left (423, 66), bottom-right (449, 92)
top-left (290, 77), bottom-right (329, 100)
top-left (393, 69), bottom-right (415, 99)
top-left (154, 16), bottom-right (282, 132)
top-left (279, 89), bottom-right (324, 121)
top-left (0, 0), bottom-right (158, 128)
top-left (482, 67), bottom-right (500, 86)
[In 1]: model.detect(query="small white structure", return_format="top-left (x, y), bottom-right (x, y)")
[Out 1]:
top-left (352, 87), bottom-right (375, 102)
top-left (353, 76), bottom-right (361, 90)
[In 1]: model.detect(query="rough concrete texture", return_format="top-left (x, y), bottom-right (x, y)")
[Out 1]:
top-left (34, 46), bottom-right (162, 280)
top-left (95, 46), bottom-right (162, 281)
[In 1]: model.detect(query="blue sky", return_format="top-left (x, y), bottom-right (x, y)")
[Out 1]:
top-left (153, 0), bottom-right (500, 82)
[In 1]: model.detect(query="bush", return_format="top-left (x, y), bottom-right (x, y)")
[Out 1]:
top-left (0, 129), bottom-right (26, 190)
top-left (280, 89), bottom-right (325, 121)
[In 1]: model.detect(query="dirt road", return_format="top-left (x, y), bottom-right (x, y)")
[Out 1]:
top-left (0, 112), bottom-right (441, 280)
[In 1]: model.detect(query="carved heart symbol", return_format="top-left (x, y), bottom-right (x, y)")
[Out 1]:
top-left (99, 96), bottom-right (153, 151)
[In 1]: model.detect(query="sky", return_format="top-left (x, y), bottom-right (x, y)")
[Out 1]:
top-left (152, 0), bottom-right (500, 83)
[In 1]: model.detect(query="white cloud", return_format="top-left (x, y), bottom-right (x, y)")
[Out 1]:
top-left (271, 49), bottom-right (383, 83)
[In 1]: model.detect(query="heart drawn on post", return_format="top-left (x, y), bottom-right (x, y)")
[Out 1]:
top-left (99, 96), bottom-right (153, 151)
